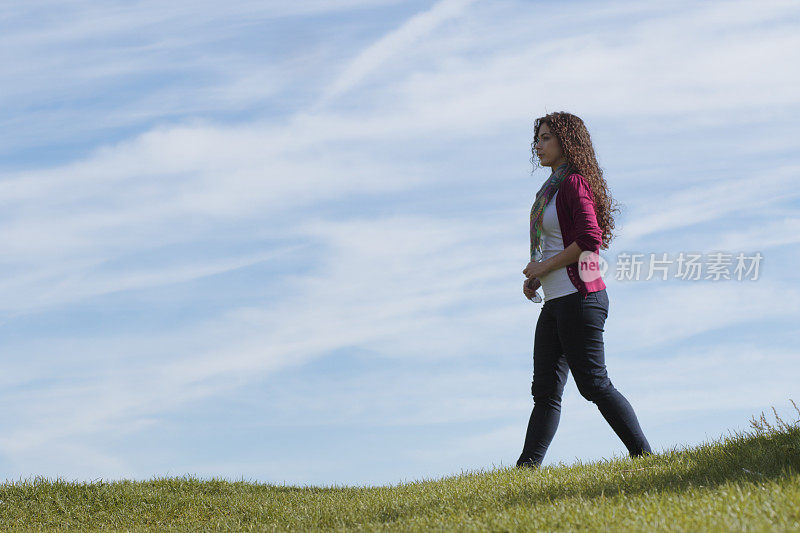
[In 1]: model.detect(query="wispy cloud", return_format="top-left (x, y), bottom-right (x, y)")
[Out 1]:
top-left (0, 0), bottom-right (406, 159)
top-left (319, 0), bottom-right (479, 103)
top-left (611, 164), bottom-right (800, 246)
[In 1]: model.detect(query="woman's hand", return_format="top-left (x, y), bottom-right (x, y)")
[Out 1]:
top-left (523, 260), bottom-right (549, 280)
top-left (523, 277), bottom-right (541, 300)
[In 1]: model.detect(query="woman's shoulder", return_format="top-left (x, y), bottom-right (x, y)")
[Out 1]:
top-left (564, 172), bottom-right (589, 187)
top-left (560, 172), bottom-right (591, 197)
top-left (559, 172), bottom-right (596, 209)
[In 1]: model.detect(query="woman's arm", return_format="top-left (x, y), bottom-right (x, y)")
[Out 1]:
top-left (568, 175), bottom-right (603, 252)
top-left (541, 241), bottom-right (582, 274)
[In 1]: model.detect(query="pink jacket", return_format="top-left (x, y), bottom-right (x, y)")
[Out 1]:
top-left (554, 173), bottom-right (607, 298)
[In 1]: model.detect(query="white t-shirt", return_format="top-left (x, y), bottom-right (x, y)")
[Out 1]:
top-left (537, 189), bottom-right (579, 302)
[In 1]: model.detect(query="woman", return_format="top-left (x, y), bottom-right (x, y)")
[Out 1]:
top-left (517, 111), bottom-right (652, 468)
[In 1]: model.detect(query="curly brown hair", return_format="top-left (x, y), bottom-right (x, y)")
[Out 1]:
top-left (530, 111), bottom-right (622, 250)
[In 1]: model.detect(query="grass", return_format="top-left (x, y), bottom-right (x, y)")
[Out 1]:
top-left (2, 400), bottom-right (799, 532)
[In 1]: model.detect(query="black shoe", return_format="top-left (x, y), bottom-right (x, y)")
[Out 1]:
top-left (516, 458), bottom-right (540, 469)
top-left (631, 448), bottom-right (654, 459)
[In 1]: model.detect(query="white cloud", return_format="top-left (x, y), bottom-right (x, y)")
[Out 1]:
top-left (611, 165), bottom-right (800, 246)
top-left (604, 279), bottom-right (800, 352)
top-left (0, 120), bottom-right (437, 314)
top-left (712, 217), bottom-right (800, 251)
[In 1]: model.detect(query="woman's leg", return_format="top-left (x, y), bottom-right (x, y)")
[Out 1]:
top-left (557, 289), bottom-right (652, 457)
top-left (517, 298), bottom-right (570, 467)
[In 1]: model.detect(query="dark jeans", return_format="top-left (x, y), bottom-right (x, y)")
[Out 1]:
top-left (517, 288), bottom-right (652, 467)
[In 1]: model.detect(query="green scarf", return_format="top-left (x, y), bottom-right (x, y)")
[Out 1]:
top-left (530, 162), bottom-right (573, 262)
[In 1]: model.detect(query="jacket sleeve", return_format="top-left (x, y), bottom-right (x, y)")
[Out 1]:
top-left (566, 174), bottom-right (603, 252)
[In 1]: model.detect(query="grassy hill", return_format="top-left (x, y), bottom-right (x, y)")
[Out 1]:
top-left (2, 401), bottom-right (799, 532)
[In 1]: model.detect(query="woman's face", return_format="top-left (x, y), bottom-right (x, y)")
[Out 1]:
top-left (534, 123), bottom-right (565, 168)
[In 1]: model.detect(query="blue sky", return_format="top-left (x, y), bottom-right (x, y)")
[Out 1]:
top-left (1, 0), bottom-right (798, 487)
